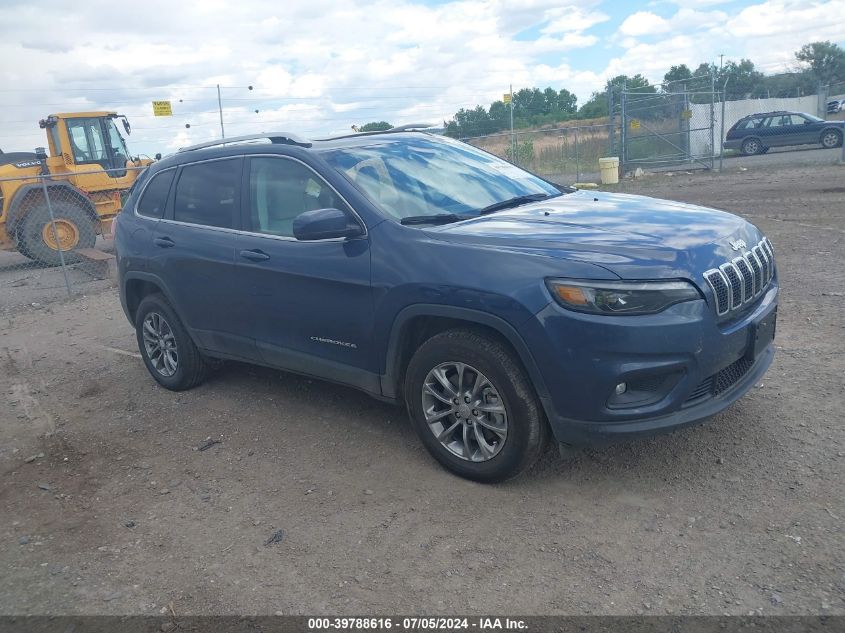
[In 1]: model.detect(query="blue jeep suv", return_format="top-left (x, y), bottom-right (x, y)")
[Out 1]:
top-left (116, 130), bottom-right (778, 482)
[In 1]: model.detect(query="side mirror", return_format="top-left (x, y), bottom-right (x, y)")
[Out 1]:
top-left (154, 153), bottom-right (162, 160)
top-left (293, 208), bottom-right (364, 241)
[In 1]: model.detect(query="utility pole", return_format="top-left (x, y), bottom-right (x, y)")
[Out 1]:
top-left (719, 54), bottom-right (724, 71)
top-left (217, 84), bottom-right (225, 139)
top-left (509, 84), bottom-right (515, 163)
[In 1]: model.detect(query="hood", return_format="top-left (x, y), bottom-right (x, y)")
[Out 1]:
top-left (427, 190), bottom-right (763, 280)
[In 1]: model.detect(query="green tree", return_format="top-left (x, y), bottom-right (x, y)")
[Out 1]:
top-left (488, 100), bottom-right (509, 130)
top-left (555, 88), bottom-right (578, 114)
top-left (358, 121), bottom-right (392, 132)
top-left (577, 91), bottom-right (607, 119)
top-left (796, 41), bottom-right (845, 84)
top-left (718, 59), bottom-right (764, 99)
top-left (663, 64), bottom-right (692, 88)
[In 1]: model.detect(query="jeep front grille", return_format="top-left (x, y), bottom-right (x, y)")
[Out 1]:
top-left (703, 238), bottom-right (775, 316)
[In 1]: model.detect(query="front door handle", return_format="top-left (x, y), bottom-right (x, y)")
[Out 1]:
top-left (239, 249), bottom-right (270, 262)
top-left (154, 236), bottom-right (175, 248)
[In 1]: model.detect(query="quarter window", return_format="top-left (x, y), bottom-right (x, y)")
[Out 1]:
top-left (137, 170), bottom-right (175, 219)
top-left (173, 159), bottom-right (241, 229)
top-left (248, 157), bottom-right (344, 237)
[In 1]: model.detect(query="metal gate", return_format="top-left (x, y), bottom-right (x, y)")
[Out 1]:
top-left (619, 75), bottom-right (717, 172)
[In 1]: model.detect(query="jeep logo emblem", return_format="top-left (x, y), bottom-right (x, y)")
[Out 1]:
top-left (729, 239), bottom-right (747, 251)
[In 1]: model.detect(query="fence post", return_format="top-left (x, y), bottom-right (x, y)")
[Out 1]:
top-left (710, 66), bottom-right (716, 170)
top-left (620, 82), bottom-right (627, 175)
top-left (818, 83), bottom-right (828, 119)
top-left (719, 77), bottom-right (729, 173)
top-left (40, 177), bottom-right (73, 297)
top-left (574, 128), bottom-right (580, 183)
top-left (607, 85), bottom-right (615, 156)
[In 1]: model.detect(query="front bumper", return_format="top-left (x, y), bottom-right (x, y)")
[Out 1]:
top-left (520, 282), bottom-right (778, 446)
top-left (723, 139), bottom-right (743, 151)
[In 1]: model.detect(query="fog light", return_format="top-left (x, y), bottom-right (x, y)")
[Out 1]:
top-left (615, 382), bottom-right (627, 395)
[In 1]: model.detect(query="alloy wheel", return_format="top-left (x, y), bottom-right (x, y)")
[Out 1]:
top-left (744, 139), bottom-right (760, 154)
top-left (421, 362), bottom-right (508, 462)
top-left (142, 312), bottom-right (179, 377)
top-left (822, 131), bottom-right (839, 148)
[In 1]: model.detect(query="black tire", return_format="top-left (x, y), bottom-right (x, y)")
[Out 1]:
top-left (135, 293), bottom-right (209, 391)
top-left (403, 328), bottom-right (548, 482)
top-left (820, 129), bottom-right (842, 149)
top-left (18, 202), bottom-right (97, 266)
top-left (741, 138), bottom-right (763, 155)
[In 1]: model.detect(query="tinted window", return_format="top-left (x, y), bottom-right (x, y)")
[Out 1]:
top-left (248, 157), bottom-right (344, 237)
top-left (174, 159), bottom-right (240, 229)
top-left (137, 170), bottom-right (175, 218)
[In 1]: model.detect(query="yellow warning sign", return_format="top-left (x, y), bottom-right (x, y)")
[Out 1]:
top-left (630, 119), bottom-right (640, 130)
top-left (152, 101), bottom-right (173, 117)
top-left (503, 93), bottom-right (511, 104)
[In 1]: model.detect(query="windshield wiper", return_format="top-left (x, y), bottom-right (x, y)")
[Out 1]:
top-left (400, 213), bottom-right (470, 226)
top-left (476, 193), bottom-right (556, 216)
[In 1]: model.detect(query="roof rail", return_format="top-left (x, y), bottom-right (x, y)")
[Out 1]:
top-left (177, 132), bottom-right (311, 153)
top-left (314, 123), bottom-right (437, 142)
top-left (389, 123), bottom-right (436, 132)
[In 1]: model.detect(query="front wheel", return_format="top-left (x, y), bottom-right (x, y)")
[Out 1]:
top-left (404, 329), bottom-right (548, 482)
top-left (821, 129), bottom-right (842, 149)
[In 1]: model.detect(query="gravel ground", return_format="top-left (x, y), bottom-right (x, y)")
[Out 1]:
top-left (0, 163), bottom-right (843, 616)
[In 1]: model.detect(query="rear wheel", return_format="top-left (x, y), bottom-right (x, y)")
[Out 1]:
top-left (741, 138), bottom-right (763, 155)
top-left (821, 129), bottom-right (842, 149)
top-left (17, 202), bottom-right (97, 266)
top-left (135, 294), bottom-right (209, 391)
top-left (404, 329), bottom-right (548, 482)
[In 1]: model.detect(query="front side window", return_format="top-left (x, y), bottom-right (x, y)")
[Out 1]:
top-left (137, 169), bottom-right (175, 219)
top-left (66, 118), bottom-right (108, 163)
top-left (107, 121), bottom-right (129, 160)
top-left (248, 157), bottom-right (345, 237)
top-left (320, 136), bottom-right (561, 221)
top-left (173, 159), bottom-right (240, 229)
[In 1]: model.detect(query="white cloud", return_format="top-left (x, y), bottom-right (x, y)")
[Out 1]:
top-left (0, 0), bottom-right (843, 155)
top-left (619, 11), bottom-right (670, 37)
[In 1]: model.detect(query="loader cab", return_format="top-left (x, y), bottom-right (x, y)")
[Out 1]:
top-left (41, 112), bottom-right (133, 178)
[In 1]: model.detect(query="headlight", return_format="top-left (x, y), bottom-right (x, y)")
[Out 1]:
top-left (546, 279), bottom-right (701, 315)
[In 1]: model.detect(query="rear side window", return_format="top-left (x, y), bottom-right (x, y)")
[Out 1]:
top-left (737, 117), bottom-right (763, 130)
top-left (136, 169), bottom-right (175, 219)
top-left (173, 159), bottom-right (241, 229)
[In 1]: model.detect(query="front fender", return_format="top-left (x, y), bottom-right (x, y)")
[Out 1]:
top-left (380, 303), bottom-right (550, 402)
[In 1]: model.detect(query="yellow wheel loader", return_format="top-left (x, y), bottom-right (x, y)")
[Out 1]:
top-left (0, 112), bottom-right (152, 266)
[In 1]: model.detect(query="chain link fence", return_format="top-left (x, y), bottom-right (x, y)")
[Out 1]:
top-left (461, 122), bottom-right (614, 184)
top-left (0, 166), bottom-right (147, 312)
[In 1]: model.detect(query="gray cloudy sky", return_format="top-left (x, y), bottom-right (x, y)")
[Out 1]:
top-left (1, 0), bottom-right (843, 156)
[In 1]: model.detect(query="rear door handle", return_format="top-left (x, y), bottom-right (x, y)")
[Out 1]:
top-left (154, 237), bottom-right (175, 248)
top-left (239, 249), bottom-right (270, 262)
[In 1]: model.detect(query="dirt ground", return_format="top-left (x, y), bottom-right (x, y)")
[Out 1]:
top-left (0, 162), bottom-right (843, 616)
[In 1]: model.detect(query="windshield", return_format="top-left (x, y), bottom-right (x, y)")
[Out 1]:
top-left (320, 136), bottom-right (561, 221)
top-left (107, 120), bottom-right (130, 157)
